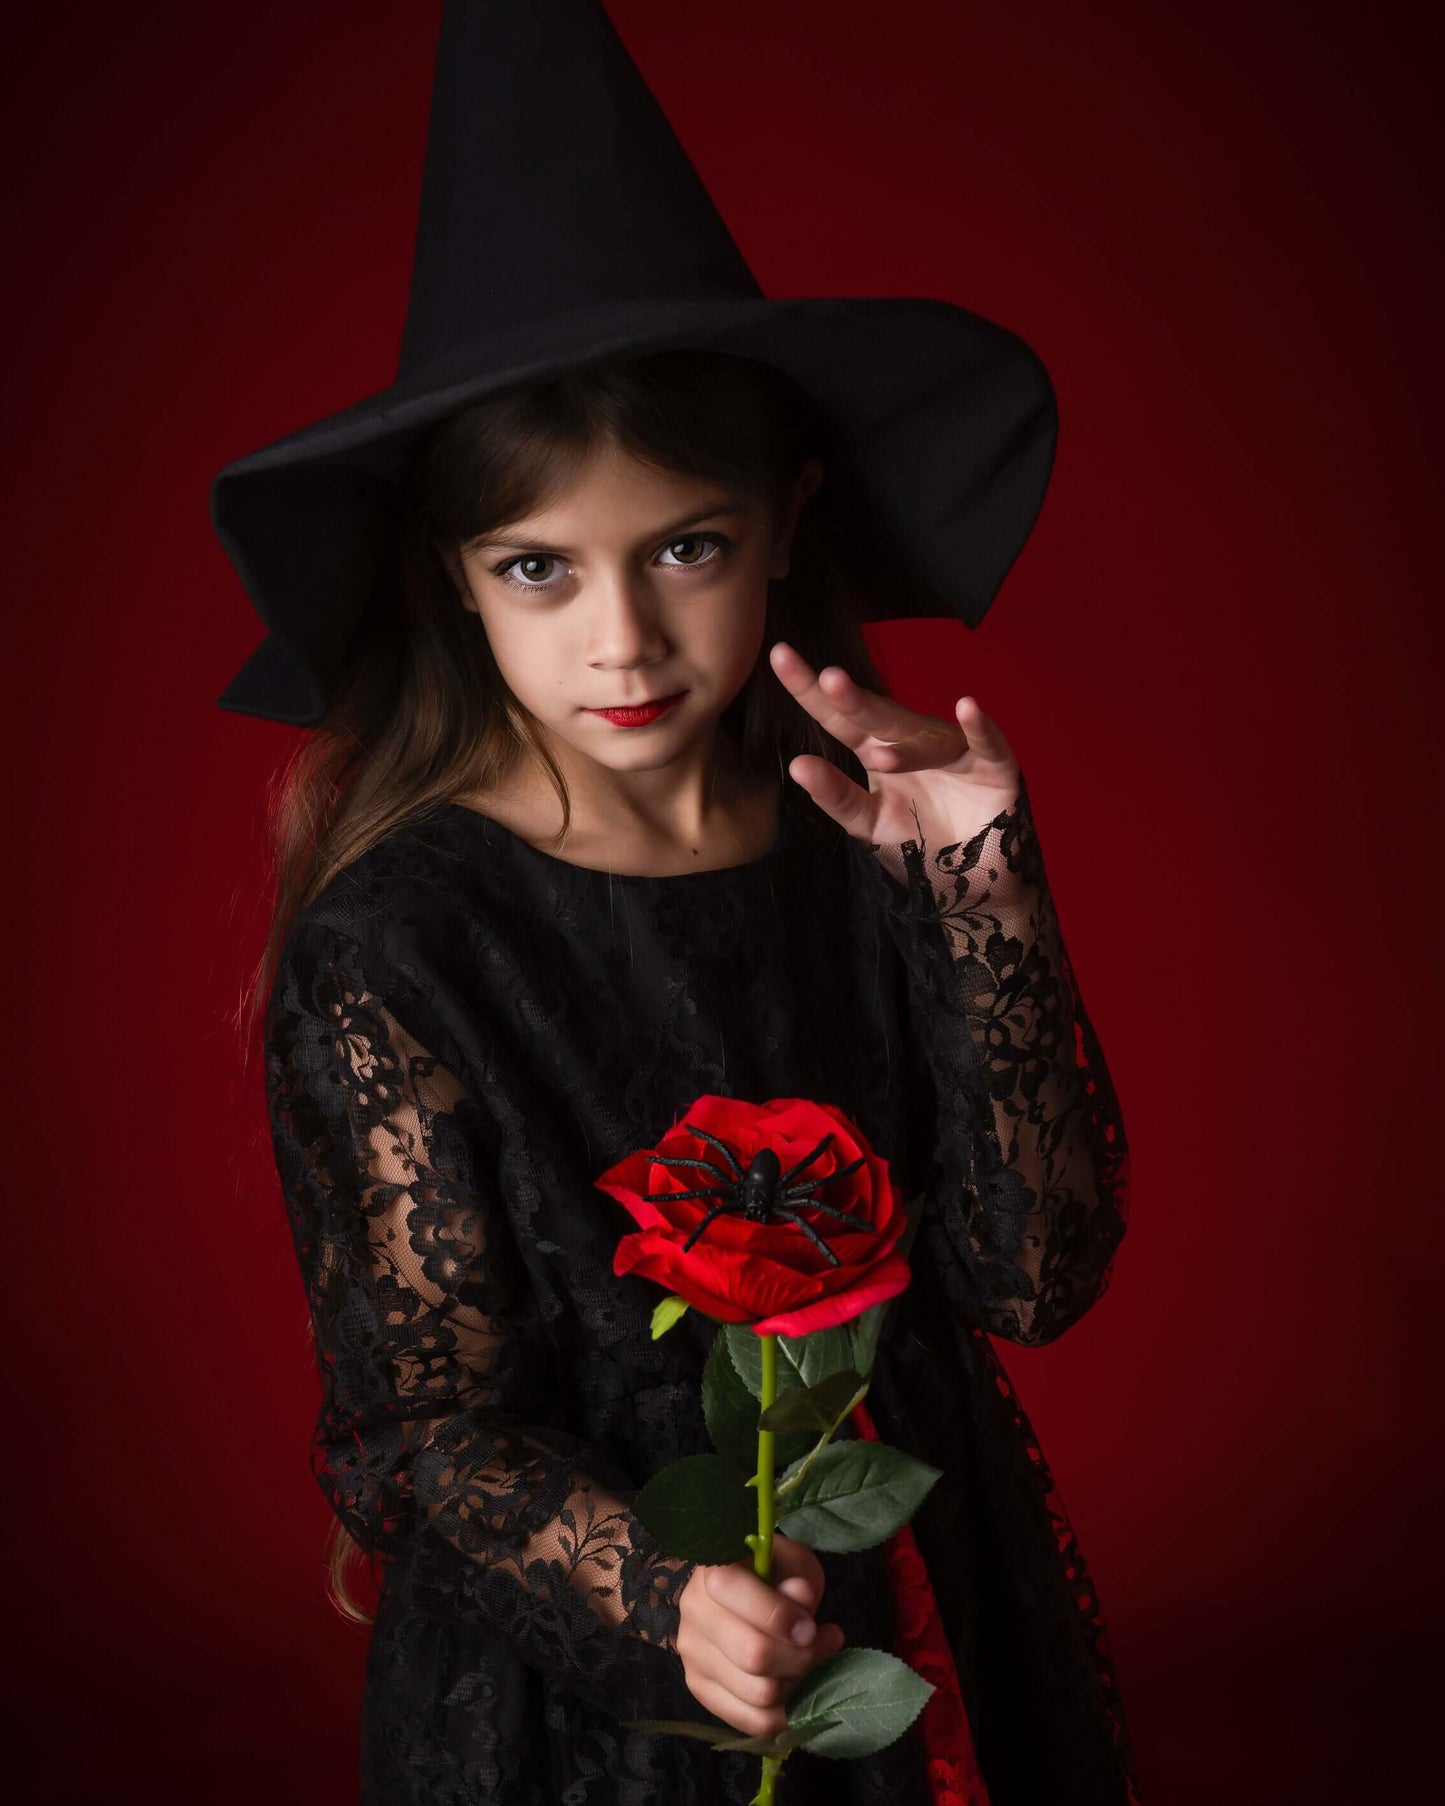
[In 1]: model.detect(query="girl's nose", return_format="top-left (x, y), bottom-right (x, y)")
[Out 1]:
top-left (585, 570), bottom-right (670, 668)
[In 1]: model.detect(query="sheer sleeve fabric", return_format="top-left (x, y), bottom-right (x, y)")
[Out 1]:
top-left (264, 922), bottom-right (699, 1721)
top-left (864, 772), bottom-right (1130, 1347)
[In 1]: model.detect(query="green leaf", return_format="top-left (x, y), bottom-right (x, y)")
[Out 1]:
top-left (631, 1454), bottom-right (756, 1564)
top-left (789, 1324), bottom-right (857, 1388)
top-left (711, 1721), bottom-right (833, 1755)
top-left (721, 1322), bottom-right (769, 1398)
top-left (897, 1188), bottom-right (928, 1262)
top-left (784, 1646), bottom-right (935, 1759)
top-left (723, 1322), bottom-right (856, 1398)
top-left (650, 1294), bottom-right (691, 1339)
top-left (702, 1329), bottom-right (763, 1475)
top-left (706, 1332), bottom-right (820, 1476)
top-left (775, 1441), bottom-right (942, 1553)
top-left (846, 1301), bottom-right (888, 1379)
top-left (757, 1369), bottom-right (866, 1436)
top-left (620, 1719), bottom-right (737, 1745)
top-left (841, 1192), bottom-right (929, 1375)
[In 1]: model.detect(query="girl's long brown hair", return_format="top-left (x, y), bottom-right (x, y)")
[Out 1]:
top-left (239, 347), bottom-right (912, 1625)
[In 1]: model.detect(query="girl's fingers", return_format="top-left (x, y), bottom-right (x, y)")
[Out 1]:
top-left (786, 753), bottom-right (878, 837)
top-left (772, 643), bottom-right (1015, 778)
top-left (768, 1532), bottom-right (826, 1616)
top-left (706, 1618), bottom-right (820, 1696)
top-left (774, 1573), bottom-right (821, 1619)
top-left (692, 1617), bottom-right (847, 1713)
top-left (955, 695), bottom-right (1018, 769)
top-left (857, 717), bottom-right (968, 774)
top-left (704, 1558), bottom-right (818, 1647)
top-left (769, 641), bottom-right (937, 759)
top-left (690, 1672), bottom-right (788, 1741)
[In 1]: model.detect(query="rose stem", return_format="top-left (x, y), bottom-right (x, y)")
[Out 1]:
top-left (750, 1332), bottom-right (784, 1805)
top-left (753, 1332), bottom-right (778, 1582)
top-left (751, 1752), bottom-right (785, 1805)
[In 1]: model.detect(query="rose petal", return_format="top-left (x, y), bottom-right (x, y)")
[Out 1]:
top-left (613, 1231), bottom-right (755, 1322)
top-left (751, 1258), bottom-right (913, 1337)
top-left (594, 1175), bottom-right (676, 1233)
top-left (616, 1229), bottom-right (858, 1323)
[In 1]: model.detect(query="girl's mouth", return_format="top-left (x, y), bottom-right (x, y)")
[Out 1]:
top-left (587, 691), bottom-right (688, 727)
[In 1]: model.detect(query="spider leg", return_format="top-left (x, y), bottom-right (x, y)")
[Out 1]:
top-left (770, 1204), bottom-right (842, 1267)
top-left (780, 1190), bottom-right (877, 1230)
top-left (642, 1184), bottom-right (731, 1204)
top-left (682, 1198), bottom-right (746, 1253)
top-left (788, 1153), bottom-right (870, 1196)
top-left (678, 1124), bottom-right (747, 1181)
top-left (778, 1133), bottom-right (835, 1186)
top-left (651, 1152), bottom-right (734, 1187)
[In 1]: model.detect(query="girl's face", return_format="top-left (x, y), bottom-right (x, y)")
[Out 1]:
top-left (450, 437), bottom-right (822, 785)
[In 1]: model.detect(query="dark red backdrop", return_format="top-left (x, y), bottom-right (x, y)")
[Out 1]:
top-left (4, 2), bottom-right (1439, 1799)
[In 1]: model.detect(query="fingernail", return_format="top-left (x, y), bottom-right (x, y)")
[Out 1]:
top-left (791, 1617), bottom-right (817, 1646)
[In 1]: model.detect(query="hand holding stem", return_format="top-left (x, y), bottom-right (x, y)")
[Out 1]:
top-left (740, 1333), bottom-right (866, 1805)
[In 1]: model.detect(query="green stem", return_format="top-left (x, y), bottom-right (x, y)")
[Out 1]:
top-left (772, 1378), bottom-right (871, 1501)
top-left (753, 1332), bottom-right (777, 1581)
top-left (748, 1339), bottom-right (786, 1803)
top-left (750, 1751), bottom-right (786, 1805)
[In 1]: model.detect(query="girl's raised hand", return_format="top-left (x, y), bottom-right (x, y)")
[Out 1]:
top-left (768, 639), bottom-right (1021, 857)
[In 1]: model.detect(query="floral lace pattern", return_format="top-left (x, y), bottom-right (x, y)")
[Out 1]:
top-left (260, 772), bottom-right (1140, 1803)
top-left (865, 771), bottom-right (1131, 1348)
top-left (862, 773), bottom-right (1140, 1801)
top-left (266, 953), bottom-right (701, 1734)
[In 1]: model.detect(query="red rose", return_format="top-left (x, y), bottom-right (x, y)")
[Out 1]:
top-left (596, 1094), bottom-right (912, 1337)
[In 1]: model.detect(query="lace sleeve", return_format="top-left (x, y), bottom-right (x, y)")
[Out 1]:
top-left (264, 923), bottom-right (700, 1722)
top-left (864, 771), bottom-right (1131, 1346)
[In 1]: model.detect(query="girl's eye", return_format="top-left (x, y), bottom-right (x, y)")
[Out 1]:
top-left (490, 533), bottom-right (729, 593)
top-left (658, 534), bottom-right (726, 569)
top-left (494, 553), bottom-right (561, 589)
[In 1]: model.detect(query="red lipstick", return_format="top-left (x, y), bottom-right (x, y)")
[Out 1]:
top-left (587, 691), bottom-right (687, 727)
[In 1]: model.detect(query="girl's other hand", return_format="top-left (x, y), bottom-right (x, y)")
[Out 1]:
top-left (675, 1531), bottom-right (848, 1739)
top-left (767, 640), bottom-right (1022, 859)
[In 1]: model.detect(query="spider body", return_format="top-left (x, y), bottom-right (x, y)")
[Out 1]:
top-left (646, 1123), bottom-right (876, 1267)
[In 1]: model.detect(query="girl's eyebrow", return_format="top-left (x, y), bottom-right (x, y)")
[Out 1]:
top-left (470, 500), bottom-right (751, 558)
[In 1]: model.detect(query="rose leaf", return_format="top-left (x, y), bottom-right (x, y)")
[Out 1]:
top-left (775, 1441), bottom-right (942, 1552)
top-left (846, 1300), bottom-right (889, 1378)
top-left (711, 1720), bottom-right (834, 1755)
top-left (757, 1369), bottom-right (866, 1436)
top-left (631, 1454), bottom-right (756, 1563)
top-left (705, 1332), bottom-right (813, 1473)
top-left (621, 1719), bottom-right (737, 1745)
top-left (724, 1322), bottom-right (854, 1398)
top-left (650, 1294), bottom-right (691, 1339)
top-left (784, 1646), bottom-right (935, 1759)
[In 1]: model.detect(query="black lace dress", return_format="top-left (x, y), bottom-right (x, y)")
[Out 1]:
top-left (262, 770), bottom-right (1141, 1805)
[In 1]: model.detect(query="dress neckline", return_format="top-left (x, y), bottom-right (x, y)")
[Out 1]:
top-left (437, 779), bottom-right (798, 885)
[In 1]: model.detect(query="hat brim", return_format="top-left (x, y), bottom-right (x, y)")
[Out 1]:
top-left (212, 292), bottom-right (1056, 725)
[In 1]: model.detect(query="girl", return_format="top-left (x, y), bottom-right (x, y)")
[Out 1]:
top-left (220, 6), bottom-right (1139, 1803)
top-left (247, 349), bottom-right (1136, 1805)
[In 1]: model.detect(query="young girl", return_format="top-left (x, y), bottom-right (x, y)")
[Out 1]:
top-left (220, 6), bottom-right (1140, 1804)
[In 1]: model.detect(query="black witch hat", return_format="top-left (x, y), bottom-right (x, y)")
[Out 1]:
top-left (210, 0), bottom-right (1057, 727)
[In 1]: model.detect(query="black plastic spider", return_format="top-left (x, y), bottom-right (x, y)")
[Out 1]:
top-left (646, 1123), bottom-right (876, 1267)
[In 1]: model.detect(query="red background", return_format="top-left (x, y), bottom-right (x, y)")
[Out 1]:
top-left (5, 1), bottom-right (1439, 1799)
